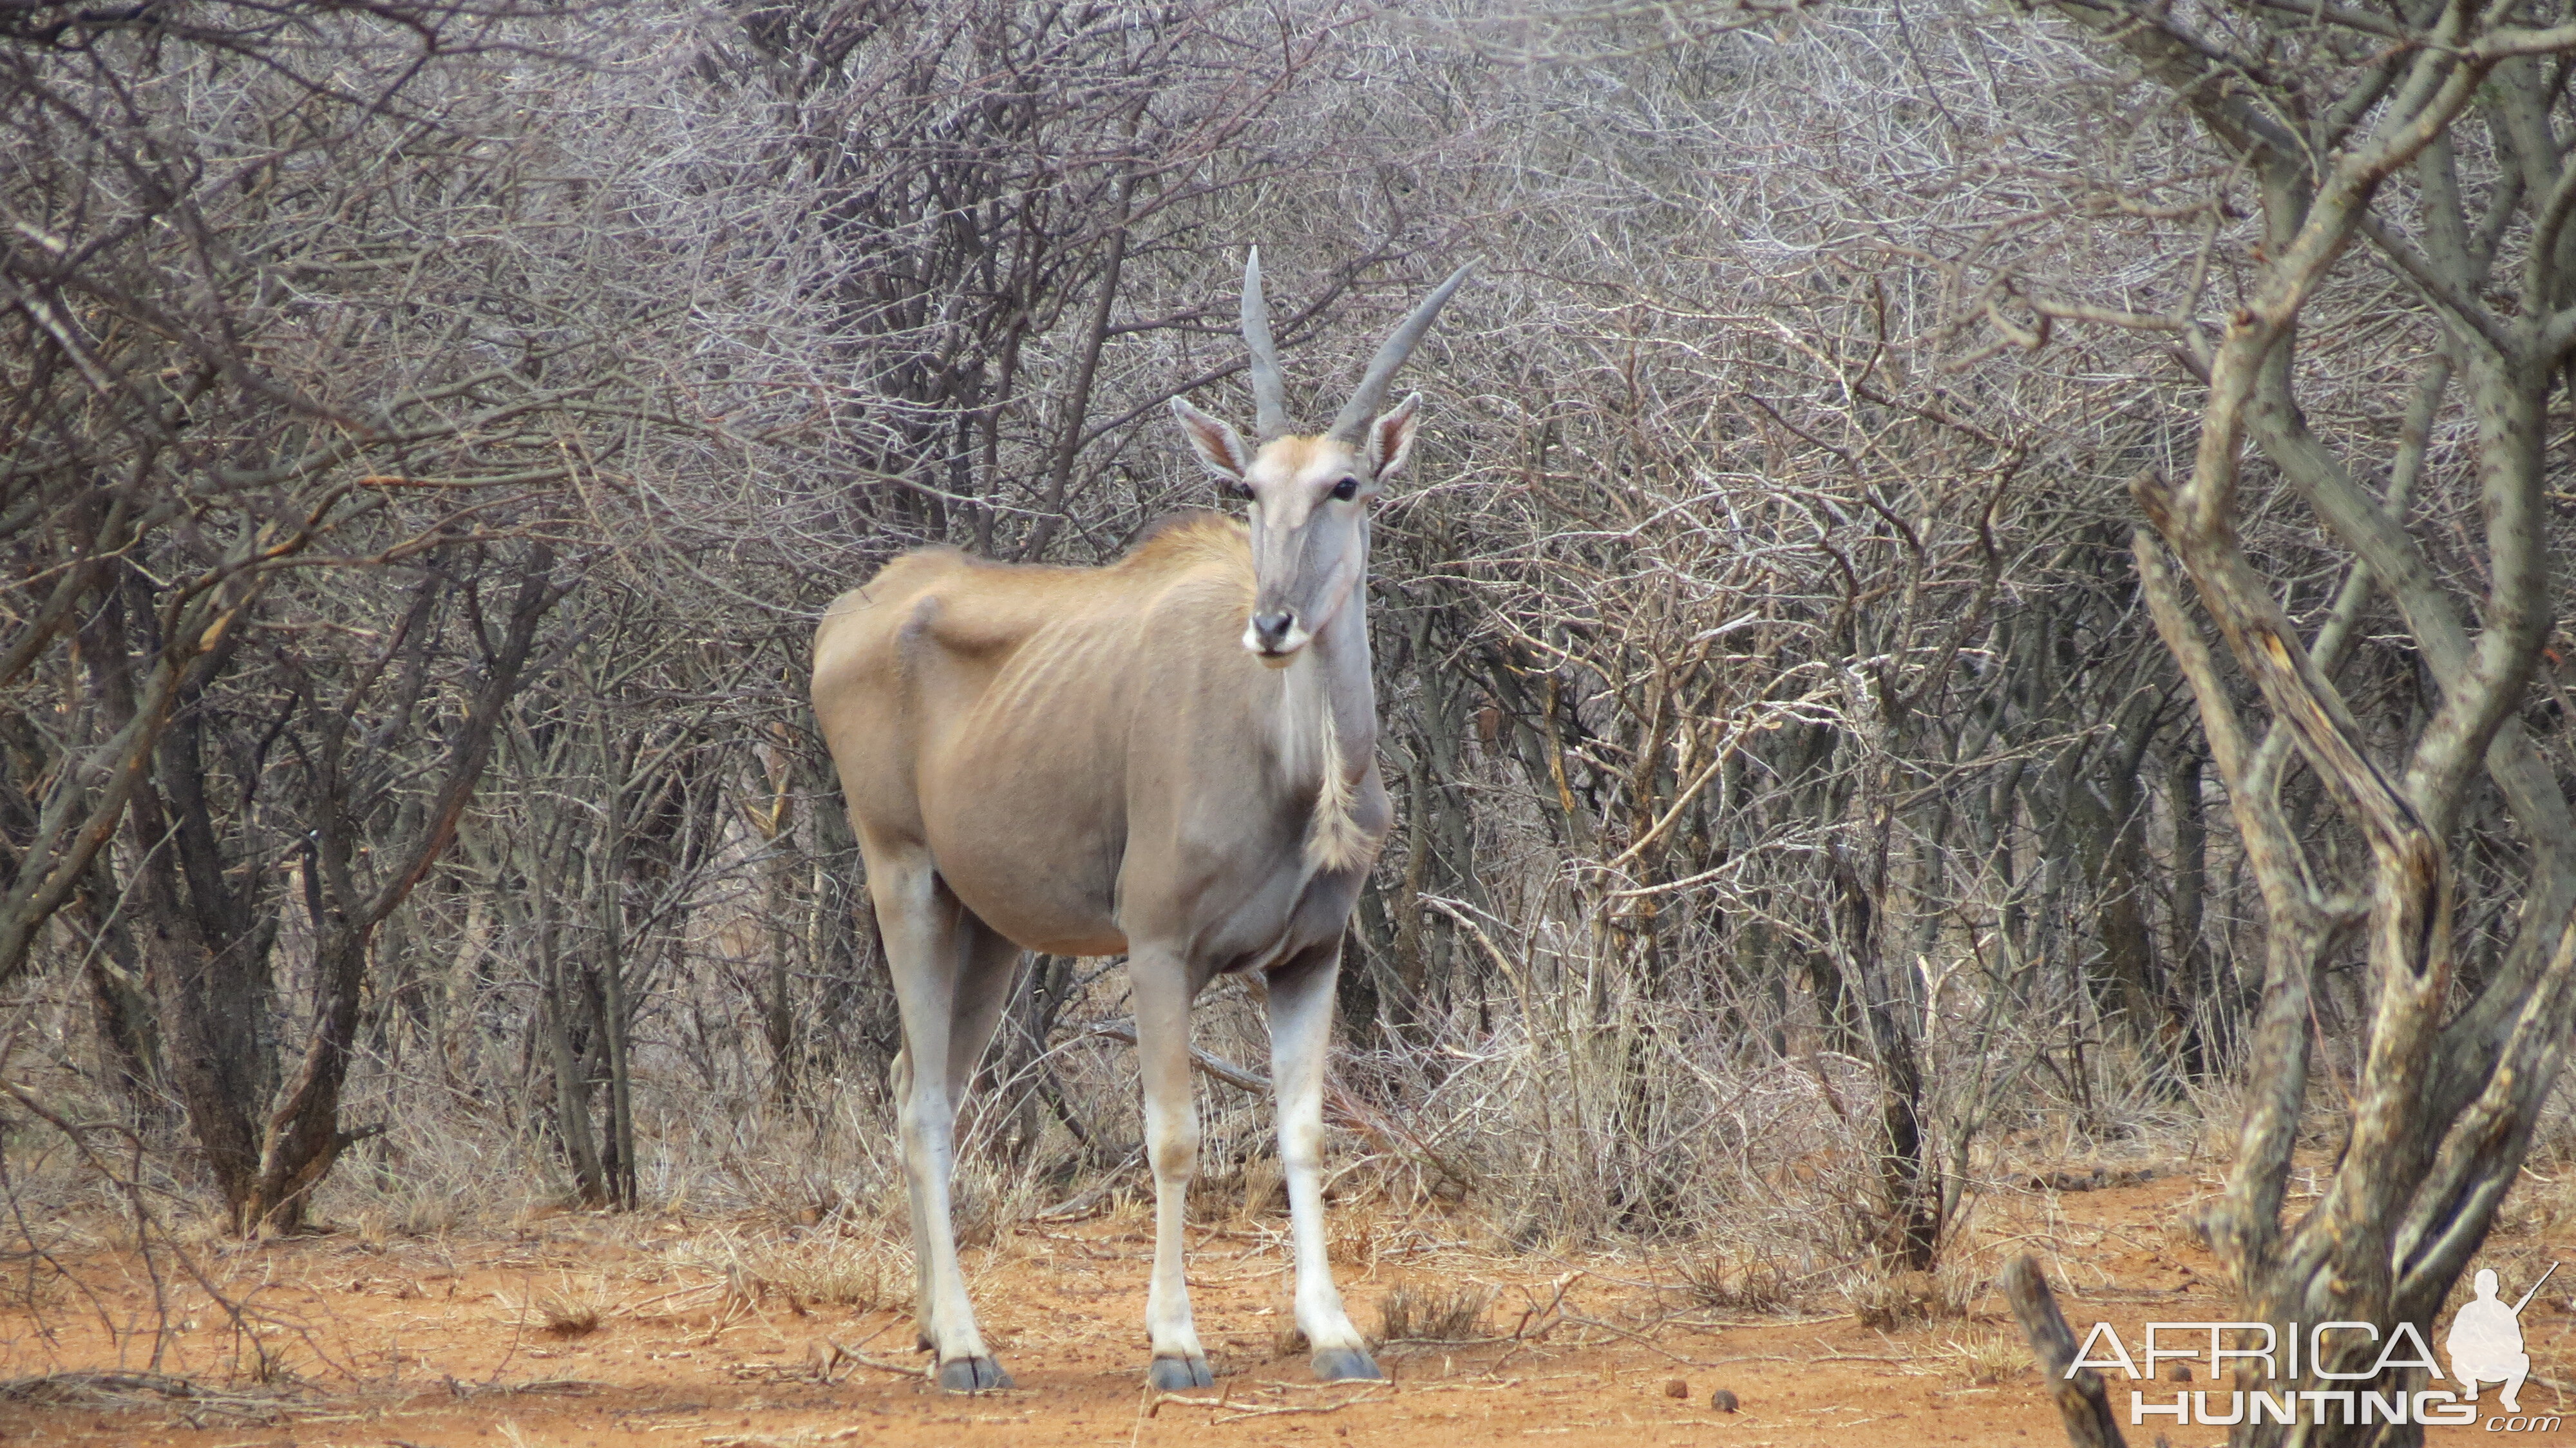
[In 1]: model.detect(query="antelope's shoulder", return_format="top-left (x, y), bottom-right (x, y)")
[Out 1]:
top-left (1115, 510), bottom-right (1251, 574)
top-left (1113, 512), bottom-right (1256, 626)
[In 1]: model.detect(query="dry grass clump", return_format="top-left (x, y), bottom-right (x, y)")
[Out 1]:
top-left (1844, 1268), bottom-right (1969, 1329)
top-left (1679, 1249), bottom-right (1797, 1312)
top-left (495, 1274), bottom-right (613, 1338)
top-left (1236, 1156), bottom-right (1286, 1221)
top-left (676, 1230), bottom-right (911, 1314)
top-left (1375, 1281), bottom-right (1495, 1343)
top-left (1102, 1189), bottom-right (1151, 1235)
top-left (1328, 1207), bottom-right (1381, 1270)
top-left (1948, 1325), bottom-right (2032, 1384)
top-left (536, 1275), bottom-right (611, 1337)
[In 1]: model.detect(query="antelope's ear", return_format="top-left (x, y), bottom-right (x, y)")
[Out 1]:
top-left (1366, 392), bottom-right (1423, 482)
top-left (1170, 397), bottom-right (1251, 482)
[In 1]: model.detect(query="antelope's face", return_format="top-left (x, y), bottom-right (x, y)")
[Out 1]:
top-left (1170, 397), bottom-right (1421, 667)
top-left (1164, 248), bottom-right (1467, 665)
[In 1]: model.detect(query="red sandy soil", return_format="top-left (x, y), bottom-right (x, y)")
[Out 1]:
top-left (3, 1167), bottom-right (2569, 1446)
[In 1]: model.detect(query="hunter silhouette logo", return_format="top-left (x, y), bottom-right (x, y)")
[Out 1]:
top-left (2071, 1259), bottom-right (2563, 1429)
top-left (2451, 1262), bottom-right (2553, 1415)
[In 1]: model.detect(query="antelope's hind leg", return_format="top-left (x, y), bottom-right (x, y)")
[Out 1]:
top-left (873, 846), bottom-right (1019, 1392)
top-left (1267, 945), bottom-right (1379, 1381)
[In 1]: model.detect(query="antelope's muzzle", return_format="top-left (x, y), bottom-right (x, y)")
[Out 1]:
top-left (1244, 609), bottom-right (1307, 665)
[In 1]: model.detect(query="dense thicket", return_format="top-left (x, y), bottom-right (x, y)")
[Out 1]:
top-left (5, 4), bottom-right (2571, 1436)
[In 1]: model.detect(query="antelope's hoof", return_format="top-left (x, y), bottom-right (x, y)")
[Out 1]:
top-left (1312, 1348), bottom-right (1382, 1382)
top-left (935, 1356), bottom-right (1012, 1392)
top-left (1148, 1355), bottom-right (1215, 1391)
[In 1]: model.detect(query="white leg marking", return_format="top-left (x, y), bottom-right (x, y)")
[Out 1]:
top-left (1265, 954), bottom-right (1374, 1374)
top-left (887, 1045), bottom-right (934, 1346)
top-left (1130, 957), bottom-right (1210, 1382)
top-left (869, 850), bottom-right (999, 1385)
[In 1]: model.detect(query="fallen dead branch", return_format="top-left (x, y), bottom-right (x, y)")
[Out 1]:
top-left (1555, 1313), bottom-right (1722, 1366)
top-left (1215, 1389), bottom-right (1388, 1424)
top-left (0, 1370), bottom-right (302, 1422)
top-left (0, 1370), bottom-right (202, 1404)
top-left (442, 1375), bottom-right (615, 1400)
top-left (821, 1337), bottom-right (926, 1381)
top-left (1078, 1020), bottom-right (1267, 1093)
top-left (1145, 1379), bottom-right (1388, 1425)
top-left (1034, 1147), bottom-right (1146, 1222)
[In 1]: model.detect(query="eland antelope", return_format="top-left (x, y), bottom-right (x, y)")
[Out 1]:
top-left (810, 251), bottom-right (1470, 1393)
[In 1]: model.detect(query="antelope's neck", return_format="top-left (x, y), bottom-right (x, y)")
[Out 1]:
top-left (1275, 593), bottom-right (1376, 791)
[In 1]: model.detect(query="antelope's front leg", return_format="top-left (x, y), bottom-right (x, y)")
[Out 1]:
top-left (1130, 956), bottom-right (1213, 1389)
top-left (1265, 947), bottom-right (1379, 1380)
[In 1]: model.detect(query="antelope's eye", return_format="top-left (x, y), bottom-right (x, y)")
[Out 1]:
top-left (1331, 476), bottom-right (1359, 501)
top-left (1233, 479), bottom-right (1257, 500)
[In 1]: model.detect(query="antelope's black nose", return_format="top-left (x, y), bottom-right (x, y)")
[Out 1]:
top-left (1250, 611), bottom-right (1297, 651)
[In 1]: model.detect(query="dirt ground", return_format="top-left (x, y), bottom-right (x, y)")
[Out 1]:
top-left (3, 1167), bottom-right (2570, 1447)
